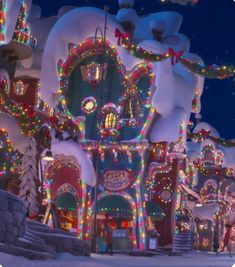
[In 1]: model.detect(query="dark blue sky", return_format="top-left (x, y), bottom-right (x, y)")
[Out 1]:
top-left (33, 0), bottom-right (235, 138)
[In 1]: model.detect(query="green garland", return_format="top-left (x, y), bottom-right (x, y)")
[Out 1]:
top-left (115, 29), bottom-right (235, 80)
top-left (188, 129), bottom-right (235, 147)
top-left (0, 88), bottom-right (41, 136)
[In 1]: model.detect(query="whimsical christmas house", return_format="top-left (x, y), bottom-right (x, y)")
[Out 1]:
top-left (33, 0), bottom-right (205, 250)
top-left (0, 0), bottom-right (235, 254)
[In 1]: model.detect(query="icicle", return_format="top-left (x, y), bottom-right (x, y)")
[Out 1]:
top-left (113, 149), bottom-right (119, 163)
top-left (100, 149), bottom-right (105, 162)
top-left (127, 150), bottom-right (132, 164)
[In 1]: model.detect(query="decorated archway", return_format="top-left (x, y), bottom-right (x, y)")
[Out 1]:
top-left (44, 155), bottom-right (87, 237)
top-left (54, 183), bottom-right (80, 232)
top-left (91, 191), bottom-right (138, 250)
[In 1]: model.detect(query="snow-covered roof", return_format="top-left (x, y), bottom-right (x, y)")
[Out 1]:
top-left (49, 140), bottom-right (96, 187)
top-left (188, 122), bottom-right (235, 168)
top-left (0, 112), bottom-right (27, 153)
top-left (192, 202), bottom-right (219, 220)
top-left (3, 0), bottom-right (21, 45)
top-left (116, 8), bottom-right (138, 25)
top-left (134, 11), bottom-right (183, 40)
top-left (36, 6), bottom-right (205, 145)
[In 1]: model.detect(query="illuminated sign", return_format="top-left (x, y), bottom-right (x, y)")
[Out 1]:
top-left (102, 169), bottom-right (134, 192)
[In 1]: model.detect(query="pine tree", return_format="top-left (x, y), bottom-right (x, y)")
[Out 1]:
top-left (18, 137), bottom-right (39, 217)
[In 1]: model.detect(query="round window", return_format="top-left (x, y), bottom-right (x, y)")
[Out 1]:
top-left (81, 96), bottom-right (97, 114)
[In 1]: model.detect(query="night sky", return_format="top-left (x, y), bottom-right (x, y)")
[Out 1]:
top-left (33, 0), bottom-right (235, 139)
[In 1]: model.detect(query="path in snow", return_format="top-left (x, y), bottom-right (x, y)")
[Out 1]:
top-left (0, 251), bottom-right (235, 267)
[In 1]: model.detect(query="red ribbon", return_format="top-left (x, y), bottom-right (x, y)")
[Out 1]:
top-left (199, 129), bottom-right (211, 139)
top-left (115, 28), bottom-right (130, 46)
top-left (168, 48), bottom-right (183, 65)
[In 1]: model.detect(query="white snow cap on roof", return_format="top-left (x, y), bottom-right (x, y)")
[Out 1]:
top-left (119, 0), bottom-right (135, 7)
top-left (150, 19), bottom-right (166, 32)
top-left (57, 6), bottom-right (76, 17)
top-left (28, 4), bottom-right (41, 19)
top-left (49, 140), bottom-right (96, 187)
top-left (4, 0), bottom-right (21, 45)
top-left (0, 112), bottom-right (28, 154)
top-left (134, 12), bottom-right (182, 40)
top-left (192, 202), bottom-right (219, 220)
top-left (117, 8), bottom-right (138, 25)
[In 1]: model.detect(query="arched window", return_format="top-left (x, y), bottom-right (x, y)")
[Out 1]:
top-left (123, 95), bottom-right (140, 119)
top-left (13, 80), bottom-right (28, 96)
top-left (105, 112), bottom-right (117, 129)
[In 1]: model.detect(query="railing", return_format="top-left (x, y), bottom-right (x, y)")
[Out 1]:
top-left (13, 30), bottom-right (37, 49)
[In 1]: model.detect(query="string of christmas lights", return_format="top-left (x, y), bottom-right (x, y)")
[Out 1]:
top-left (189, 129), bottom-right (235, 147)
top-left (114, 29), bottom-right (235, 80)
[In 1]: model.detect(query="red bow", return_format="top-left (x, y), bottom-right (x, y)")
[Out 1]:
top-left (199, 129), bottom-right (211, 139)
top-left (115, 28), bottom-right (130, 46)
top-left (168, 48), bottom-right (183, 65)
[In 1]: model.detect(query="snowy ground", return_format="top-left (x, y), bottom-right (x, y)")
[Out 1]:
top-left (0, 251), bottom-right (235, 267)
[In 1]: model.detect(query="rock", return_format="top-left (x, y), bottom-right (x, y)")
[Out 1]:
top-left (5, 211), bottom-right (13, 223)
top-left (0, 231), bottom-right (5, 242)
top-left (0, 218), bottom-right (5, 231)
top-left (5, 232), bottom-right (16, 243)
top-left (0, 194), bottom-right (9, 210)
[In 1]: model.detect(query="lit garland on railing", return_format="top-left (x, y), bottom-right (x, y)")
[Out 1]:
top-left (114, 28), bottom-right (235, 80)
top-left (0, 88), bottom-right (41, 136)
top-left (0, 129), bottom-right (20, 176)
top-left (135, 151), bottom-right (147, 250)
top-left (189, 129), bottom-right (235, 147)
top-left (77, 181), bottom-right (87, 239)
top-left (12, 1), bottom-right (36, 48)
top-left (193, 160), bottom-right (232, 177)
top-left (0, 0), bottom-right (6, 43)
top-left (83, 188), bottom-right (92, 240)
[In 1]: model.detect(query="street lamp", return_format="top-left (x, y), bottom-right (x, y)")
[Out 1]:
top-left (91, 5), bottom-right (109, 254)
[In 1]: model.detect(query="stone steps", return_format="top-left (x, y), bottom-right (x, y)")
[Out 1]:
top-left (172, 233), bottom-right (194, 253)
top-left (16, 235), bottom-right (55, 254)
top-left (0, 242), bottom-right (55, 260)
top-left (27, 229), bottom-right (90, 256)
top-left (26, 220), bottom-right (74, 236)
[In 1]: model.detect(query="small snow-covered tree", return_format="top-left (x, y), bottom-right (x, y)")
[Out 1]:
top-left (18, 137), bottom-right (39, 217)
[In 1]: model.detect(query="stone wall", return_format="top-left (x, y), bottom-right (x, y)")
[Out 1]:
top-left (0, 190), bottom-right (26, 244)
